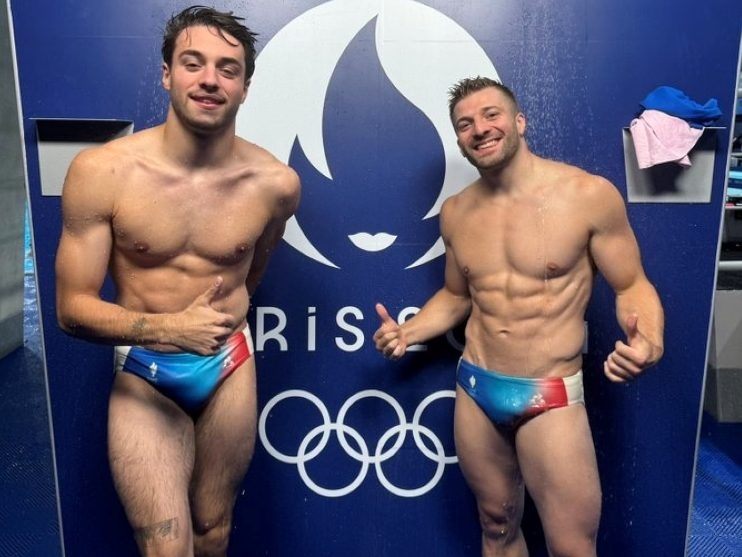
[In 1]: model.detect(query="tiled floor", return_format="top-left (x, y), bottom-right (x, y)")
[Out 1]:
top-left (688, 418), bottom-right (742, 556)
top-left (0, 274), bottom-right (61, 557)
top-left (1, 254), bottom-right (740, 556)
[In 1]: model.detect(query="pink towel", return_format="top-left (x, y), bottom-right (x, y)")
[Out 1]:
top-left (629, 109), bottom-right (704, 169)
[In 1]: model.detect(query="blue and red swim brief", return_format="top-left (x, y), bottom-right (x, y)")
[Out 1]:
top-left (456, 358), bottom-right (584, 430)
top-left (115, 325), bottom-right (253, 413)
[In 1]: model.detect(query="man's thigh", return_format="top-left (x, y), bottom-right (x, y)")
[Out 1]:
top-left (190, 360), bottom-right (257, 522)
top-left (454, 386), bottom-right (525, 516)
top-left (515, 404), bottom-right (601, 545)
top-left (108, 371), bottom-right (196, 549)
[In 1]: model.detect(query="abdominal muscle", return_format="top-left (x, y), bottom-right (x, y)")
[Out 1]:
top-left (461, 272), bottom-right (592, 379)
top-left (111, 256), bottom-right (251, 352)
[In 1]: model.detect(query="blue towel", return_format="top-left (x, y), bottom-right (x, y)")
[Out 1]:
top-left (640, 86), bottom-right (722, 126)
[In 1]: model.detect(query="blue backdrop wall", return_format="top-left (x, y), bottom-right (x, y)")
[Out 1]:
top-left (11, 1), bottom-right (742, 555)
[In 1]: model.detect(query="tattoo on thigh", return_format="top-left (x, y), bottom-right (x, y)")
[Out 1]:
top-left (134, 517), bottom-right (179, 546)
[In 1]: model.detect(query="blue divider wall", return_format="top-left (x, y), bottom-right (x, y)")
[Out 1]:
top-left (11, 1), bottom-right (742, 555)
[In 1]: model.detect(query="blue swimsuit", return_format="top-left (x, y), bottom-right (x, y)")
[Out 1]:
top-left (115, 326), bottom-right (253, 414)
top-left (456, 358), bottom-right (584, 430)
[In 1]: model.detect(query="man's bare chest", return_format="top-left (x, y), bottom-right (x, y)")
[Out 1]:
top-left (452, 204), bottom-right (590, 282)
top-left (111, 186), bottom-right (267, 265)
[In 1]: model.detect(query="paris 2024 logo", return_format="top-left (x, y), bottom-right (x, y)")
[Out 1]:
top-left (237, 0), bottom-right (499, 270)
top-left (238, 0), bottom-right (498, 497)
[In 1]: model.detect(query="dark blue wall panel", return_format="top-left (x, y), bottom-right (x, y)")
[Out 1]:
top-left (12, 1), bottom-right (742, 555)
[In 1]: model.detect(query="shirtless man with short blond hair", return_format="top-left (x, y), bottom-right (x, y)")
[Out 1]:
top-left (374, 77), bottom-right (663, 557)
top-left (55, 6), bottom-right (300, 556)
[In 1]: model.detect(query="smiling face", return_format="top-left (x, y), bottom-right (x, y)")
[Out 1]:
top-left (162, 25), bottom-right (249, 136)
top-left (452, 86), bottom-right (526, 172)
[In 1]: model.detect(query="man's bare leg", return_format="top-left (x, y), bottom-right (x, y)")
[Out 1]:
top-left (454, 386), bottom-right (529, 557)
top-left (516, 404), bottom-right (601, 557)
top-left (108, 372), bottom-right (196, 557)
top-left (190, 361), bottom-right (257, 557)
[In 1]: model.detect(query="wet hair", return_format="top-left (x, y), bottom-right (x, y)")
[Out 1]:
top-left (161, 5), bottom-right (258, 82)
top-left (447, 76), bottom-right (520, 122)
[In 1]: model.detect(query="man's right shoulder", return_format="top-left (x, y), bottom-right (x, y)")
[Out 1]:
top-left (64, 136), bottom-right (154, 205)
top-left (441, 182), bottom-right (477, 215)
top-left (69, 128), bottom-right (154, 175)
top-left (70, 143), bottom-right (112, 169)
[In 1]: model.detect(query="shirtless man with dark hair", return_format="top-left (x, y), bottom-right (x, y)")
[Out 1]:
top-left (374, 77), bottom-right (663, 557)
top-left (55, 6), bottom-right (300, 556)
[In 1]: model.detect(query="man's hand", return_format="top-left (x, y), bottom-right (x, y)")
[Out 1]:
top-left (173, 277), bottom-right (236, 355)
top-left (604, 314), bottom-right (660, 383)
top-left (373, 303), bottom-right (407, 360)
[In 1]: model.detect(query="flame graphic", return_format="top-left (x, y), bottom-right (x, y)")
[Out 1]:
top-left (237, 0), bottom-right (498, 269)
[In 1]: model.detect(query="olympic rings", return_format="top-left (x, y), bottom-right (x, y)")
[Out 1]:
top-left (258, 389), bottom-right (457, 498)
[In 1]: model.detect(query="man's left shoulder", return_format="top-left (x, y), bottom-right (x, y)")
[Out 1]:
top-left (263, 158), bottom-right (300, 198)
top-left (559, 166), bottom-right (630, 226)
top-left (236, 140), bottom-right (300, 190)
top-left (556, 163), bottom-right (617, 197)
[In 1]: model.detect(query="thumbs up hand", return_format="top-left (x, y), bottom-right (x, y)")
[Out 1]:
top-left (604, 314), bottom-right (659, 383)
top-left (172, 277), bottom-right (236, 355)
top-left (373, 303), bottom-right (407, 360)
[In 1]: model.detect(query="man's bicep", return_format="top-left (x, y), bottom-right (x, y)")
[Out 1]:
top-left (583, 178), bottom-right (646, 291)
top-left (442, 242), bottom-right (469, 298)
top-left (55, 224), bottom-right (112, 297)
top-left (590, 213), bottom-right (646, 293)
top-left (56, 149), bottom-right (115, 293)
top-left (437, 198), bottom-right (466, 295)
top-left (245, 219), bottom-right (287, 295)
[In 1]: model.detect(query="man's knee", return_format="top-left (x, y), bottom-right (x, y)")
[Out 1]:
top-left (543, 511), bottom-right (599, 557)
top-left (193, 514), bottom-right (232, 557)
top-left (542, 495), bottom-right (600, 557)
top-left (478, 502), bottom-right (522, 548)
top-left (545, 533), bottom-right (598, 557)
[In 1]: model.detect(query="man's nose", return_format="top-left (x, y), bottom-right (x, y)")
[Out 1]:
top-left (199, 65), bottom-right (218, 89)
top-left (471, 117), bottom-right (489, 136)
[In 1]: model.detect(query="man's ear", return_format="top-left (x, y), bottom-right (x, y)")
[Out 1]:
top-left (162, 63), bottom-right (172, 91)
top-left (516, 112), bottom-right (526, 136)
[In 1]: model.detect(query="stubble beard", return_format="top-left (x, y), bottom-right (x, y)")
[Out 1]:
top-left (465, 133), bottom-right (519, 173)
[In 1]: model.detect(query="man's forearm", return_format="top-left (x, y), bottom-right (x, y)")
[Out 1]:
top-left (616, 282), bottom-right (665, 359)
top-left (401, 289), bottom-right (471, 346)
top-left (57, 294), bottom-right (175, 347)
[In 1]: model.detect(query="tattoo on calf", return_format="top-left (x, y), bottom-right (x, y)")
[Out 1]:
top-left (134, 517), bottom-right (179, 546)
